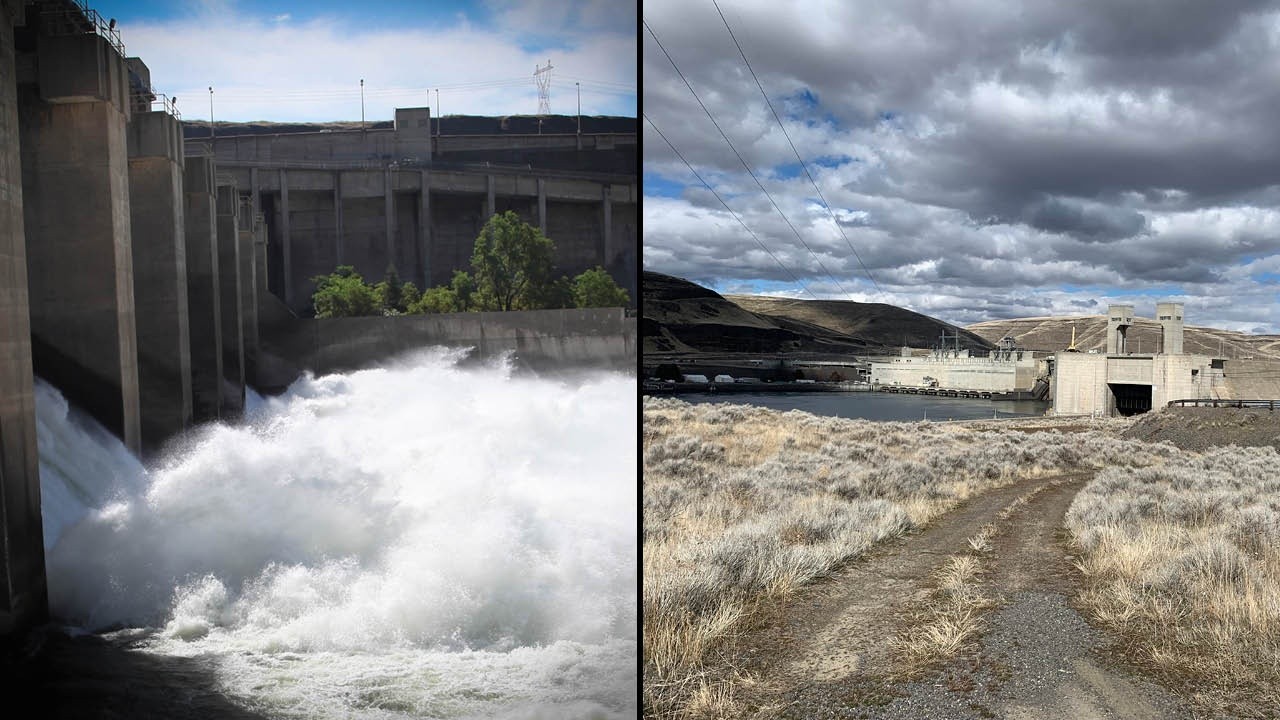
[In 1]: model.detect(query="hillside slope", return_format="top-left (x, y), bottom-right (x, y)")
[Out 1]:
top-left (643, 273), bottom-right (994, 356)
top-left (966, 316), bottom-right (1280, 358)
top-left (728, 295), bottom-right (993, 353)
top-left (642, 272), bottom-right (869, 355)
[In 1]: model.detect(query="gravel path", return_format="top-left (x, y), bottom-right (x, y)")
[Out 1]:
top-left (720, 471), bottom-right (1192, 719)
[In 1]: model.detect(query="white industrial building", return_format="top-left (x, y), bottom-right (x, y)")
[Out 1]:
top-left (870, 340), bottom-right (1041, 393)
top-left (1050, 302), bottom-right (1217, 416)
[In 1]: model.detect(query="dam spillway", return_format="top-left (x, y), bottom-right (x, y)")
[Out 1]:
top-left (32, 354), bottom-right (637, 718)
top-left (0, 0), bottom-right (636, 637)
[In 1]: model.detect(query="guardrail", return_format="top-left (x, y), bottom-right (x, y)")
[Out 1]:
top-left (130, 91), bottom-right (181, 119)
top-left (41, 0), bottom-right (125, 56)
top-left (203, 156), bottom-right (632, 183)
top-left (1167, 398), bottom-right (1278, 410)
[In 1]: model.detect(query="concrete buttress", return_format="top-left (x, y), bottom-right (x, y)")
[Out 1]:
top-left (128, 109), bottom-right (192, 453)
top-left (0, 0), bottom-right (48, 637)
top-left (216, 179), bottom-right (244, 417)
top-left (182, 154), bottom-right (222, 422)
top-left (238, 199), bottom-right (259, 385)
top-left (416, 170), bottom-right (429, 288)
top-left (18, 30), bottom-right (141, 454)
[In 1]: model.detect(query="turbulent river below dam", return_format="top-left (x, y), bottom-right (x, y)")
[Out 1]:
top-left (29, 348), bottom-right (636, 719)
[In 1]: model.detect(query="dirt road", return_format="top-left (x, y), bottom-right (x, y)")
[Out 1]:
top-left (721, 472), bottom-right (1191, 719)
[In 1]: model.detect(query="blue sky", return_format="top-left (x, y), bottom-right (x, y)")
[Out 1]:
top-left (643, 0), bottom-right (1280, 334)
top-left (94, 0), bottom-right (635, 122)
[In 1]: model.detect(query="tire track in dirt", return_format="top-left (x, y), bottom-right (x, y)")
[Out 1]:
top-left (947, 474), bottom-right (1191, 720)
top-left (720, 472), bottom-right (1085, 717)
top-left (722, 471), bottom-right (1192, 719)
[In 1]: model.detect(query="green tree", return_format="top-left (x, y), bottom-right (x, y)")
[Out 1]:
top-left (311, 265), bottom-right (380, 318)
top-left (375, 265), bottom-right (404, 313)
top-left (401, 281), bottom-right (421, 309)
top-left (449, 270), bottom-right (476, 312)
top-left (408, 285), bottom-right (459, 313)
top-left (470, 211), bottom-right (554, 311)
top-left (571, 266), bottom-right (630, 308)
top-left (535, 275), bottom-right (575, 309)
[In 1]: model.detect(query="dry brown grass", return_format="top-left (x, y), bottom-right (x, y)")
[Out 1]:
top-left (889, 479), bottom-right (1065, 679)
top-left (891, 554), bottom-right (993, 677)
top-left (1066, 445), bottom-right (1280, 718)
top-left (643, 397), bottom-right (1174, 719)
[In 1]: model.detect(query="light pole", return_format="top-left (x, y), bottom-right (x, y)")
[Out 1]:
top-left (576, 81), bottom-right (581, 135)
top-left (208, 86), bottom-right (214, 140)
top-left (360, 79), bottom-right (365, 131)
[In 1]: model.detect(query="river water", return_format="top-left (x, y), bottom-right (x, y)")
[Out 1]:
top-left (672, 391), bottom-right (1049, 422)
top-left (32, 348), bottom-right (636, 719)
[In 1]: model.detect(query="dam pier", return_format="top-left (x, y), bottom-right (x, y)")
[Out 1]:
top-left (0, 0), bottom-right (636, 637)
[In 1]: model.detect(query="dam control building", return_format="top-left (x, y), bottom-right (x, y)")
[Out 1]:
top-left (1051, 302), bottom-right (1212, 416)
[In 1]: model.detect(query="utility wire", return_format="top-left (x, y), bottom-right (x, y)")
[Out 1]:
top-left (211, 76), bottom-right (634, 101)
top-left (643, 18), bottom-right (853, 299)
top-left (711, 0), bottom-right (887, 304)
top-left (645, 113), bottom-right (817, 299)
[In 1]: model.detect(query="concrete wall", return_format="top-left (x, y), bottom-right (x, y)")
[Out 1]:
top-left (260, 172), bottom-right (620, 313)
top-left (263, 307), bottom-right (636, 381)
top-left (1052, 352), bottom-right (1217, 415)
top-left (1051, 353), bottom-right (1110, 416)
top-left (1217, 359), bottom-right (1280, 400)
top-left (1151, 355), bottom-right (1211, 406)
top-left (871, 354), bottom-right (1038, 391)
top-left (19, 31), bottom-right (140, 453)
top-left (215, 181), bottom-right (244, 417)
top-left (213, 154), bottom-right (635, 315)
top-left (203, 125), bottom-right (634, 174)
top-left (237, 206), bottom-right (259, 386)
top-left (609, 201), bottom-right (638, 302)
top-left (1106, 356), bottom-right (1153, 384)
top-left (428, 192), bottom-right (484, 289)
top-left (128, 110), bottom-right (191, 452)
top-left (183, 154), bottom-right (222, 422)
top-left (0, 0), bottom-right (47, 636)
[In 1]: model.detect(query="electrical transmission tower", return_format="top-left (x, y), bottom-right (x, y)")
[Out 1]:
top-left (534, 59), bottom-right (553, 116)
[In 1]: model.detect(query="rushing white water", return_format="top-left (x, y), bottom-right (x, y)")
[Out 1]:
top-left (36, 348), bottom-right (637, 719)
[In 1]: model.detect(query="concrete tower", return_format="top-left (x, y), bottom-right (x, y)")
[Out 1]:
top-left (1156, 301), bottom-right (1184, 355)
top-left (1106, 304), bottom-right (1134, 354)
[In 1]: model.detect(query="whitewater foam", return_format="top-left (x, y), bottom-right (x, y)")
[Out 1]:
top-left (37, 348), bottom-right (636, 718)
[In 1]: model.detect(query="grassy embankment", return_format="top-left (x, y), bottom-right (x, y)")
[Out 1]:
top-left (1066, 445), bottom-right (1280, 718)
top-left (642, 397), bottom-right (1159, 718)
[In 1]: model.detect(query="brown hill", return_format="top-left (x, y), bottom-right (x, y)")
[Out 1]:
top-left (642, 272), bottom-right (869, 355)
top-left (727, 295), bottom-right (994, 353)
top-left (643, 272), bottom-right (993, 356)
top-left (965, 316), bottom-right (1280, 359)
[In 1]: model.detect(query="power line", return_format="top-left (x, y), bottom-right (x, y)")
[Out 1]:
top-left (645, 113), bottom-right (817, 300)
top-left (207, 76), bottom-right (634, 102)
top-left (560, 74), bottom-right (637, 90)
top-left (643, 18), bottom-right (853, 300)
top-left (711, 0), bottom-right (887, 304)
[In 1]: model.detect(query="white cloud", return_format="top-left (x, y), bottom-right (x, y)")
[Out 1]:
top-left (118, 6), bottom-right (635, 122)
top-left (643, 0), bottom-right (1280, 333)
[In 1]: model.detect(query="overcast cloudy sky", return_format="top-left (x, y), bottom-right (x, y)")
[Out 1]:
top-left (93, 0), bottom-right (635, 122)
top-left (643, 0), bottom-right (1280, 333)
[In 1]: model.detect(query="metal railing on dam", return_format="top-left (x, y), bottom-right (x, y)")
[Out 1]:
top-left (1167, 398), bottom-right (1278, 411)
top-left (210, 157), bottom-right (632, 184)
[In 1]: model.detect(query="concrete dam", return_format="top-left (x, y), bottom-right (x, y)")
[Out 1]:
top-left (192, 108), bottom-right (638, 314)
top-left (0, 0), bottom-right (636, 637)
